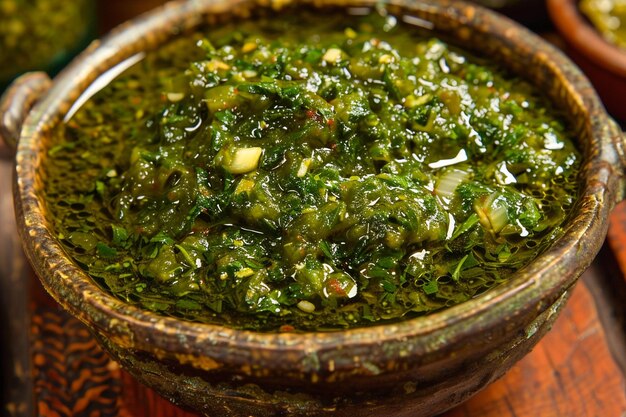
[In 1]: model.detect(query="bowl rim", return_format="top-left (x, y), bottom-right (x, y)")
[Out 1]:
top-left (13, 0), bottom-right (622, 372)
top-left (547, 0), bottom-right (626, 77)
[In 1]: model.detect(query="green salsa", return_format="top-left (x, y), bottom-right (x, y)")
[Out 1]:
top-left (580, 0), bottom-right (626, 48)
top-left (45, 9), bottom-right (580, 331)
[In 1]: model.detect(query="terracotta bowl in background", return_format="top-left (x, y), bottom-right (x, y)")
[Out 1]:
top-left (1, 0), bottom-right (625, 416)
top-left (548, 0), bottom-right (626, 122)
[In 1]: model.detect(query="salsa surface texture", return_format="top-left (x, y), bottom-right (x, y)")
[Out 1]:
top-left (45, 9), bottom-right (580, 331)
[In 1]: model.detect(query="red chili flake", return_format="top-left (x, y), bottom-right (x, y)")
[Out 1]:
top-left (328, 278), bottom-right (346, 296)
top-left (327, 118), bottom-right (335, 127)
top-left (329, 142), bottom-right (337, 151)
top-left (279, 325), bottom-right (295, 332)
top-left (305, 109), bottom-right (324, 124)
top-left (130, 96), bottom-right (142, 105)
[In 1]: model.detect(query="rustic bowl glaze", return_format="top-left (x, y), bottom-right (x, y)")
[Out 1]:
top-left (548, 0), bottom-right (626, 121)
top-left (5, 0), bottom-right (625, 416)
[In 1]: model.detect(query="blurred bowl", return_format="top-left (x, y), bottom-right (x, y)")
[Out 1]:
top-left (0, 0), bottom-right (96, 92)
top-left (548, 0), bottom-right (626, 121)
top-left (471, 0), bottom-right (551, 29)
top-left (3, 0), bottom-right (625, 416)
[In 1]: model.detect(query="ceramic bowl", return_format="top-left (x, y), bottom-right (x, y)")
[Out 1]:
top-left (2, 0), bottom-right (624, 416)
top-left (548, 0), bottom-right (626, 121)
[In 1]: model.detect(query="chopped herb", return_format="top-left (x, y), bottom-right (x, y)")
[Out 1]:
top-left (96, 242), bottom-right (117, 258)
top-left (423, 280), bottom-right (439, 295)
top-left (45, 9), bottom-right (580, 331)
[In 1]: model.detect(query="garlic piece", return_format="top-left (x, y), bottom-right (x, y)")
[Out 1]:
top-left (297, 300), bottom-right (316, 313)
top-left (323, 48), bottom-right (343, 64)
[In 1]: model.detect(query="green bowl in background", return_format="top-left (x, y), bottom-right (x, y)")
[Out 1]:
top-left (0, 0), bottom-right (96, 92)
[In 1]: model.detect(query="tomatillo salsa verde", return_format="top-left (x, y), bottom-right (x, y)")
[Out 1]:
top-left (45, 10), bottom-right (580, 331)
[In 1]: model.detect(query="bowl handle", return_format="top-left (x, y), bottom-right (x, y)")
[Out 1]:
top-left (0, 72), bottom-right (52, 154)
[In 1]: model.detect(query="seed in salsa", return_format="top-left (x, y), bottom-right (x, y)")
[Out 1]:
top-left (44, 9), bottom-right (580, 331)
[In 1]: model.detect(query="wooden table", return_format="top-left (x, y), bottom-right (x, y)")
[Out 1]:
top-left (2, 139), bottom-right (626, 416)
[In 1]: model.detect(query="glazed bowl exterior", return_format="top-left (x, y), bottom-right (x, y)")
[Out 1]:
top-left (8, 0), bottom-right (626, 416)
top-left (548, 0), bottom-right (626, 122)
